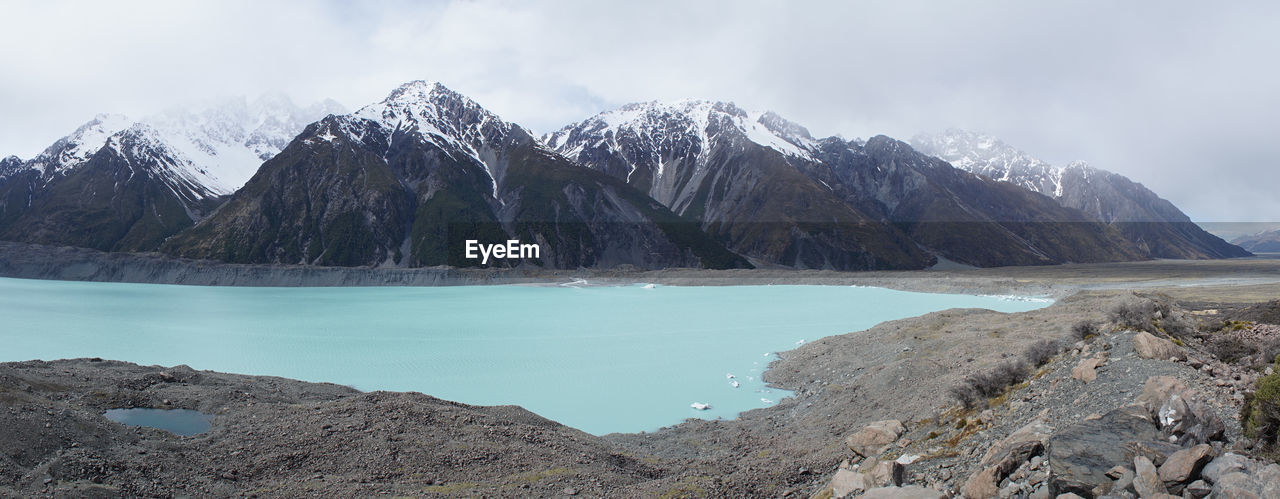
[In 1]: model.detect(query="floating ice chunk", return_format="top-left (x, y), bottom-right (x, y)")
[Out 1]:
top-left (641, 283), bottom-right (656, 289)
top-left (690, 402), bottom-right (711, 410)
top-left (795, 339), bottom-right (805, 345)
top-left (760, 398), bottom-right (773, 404)
top-left (726, 373), bottom-right (735, 379)
top-left (730, 380), bottom-right (740, 388)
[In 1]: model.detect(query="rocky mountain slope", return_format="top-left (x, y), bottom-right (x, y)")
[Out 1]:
top-left (549, 104), bottom-right (1145, 269)
top-left (162, 82), bottom-right (747, 269)
top-left (0, 97), bottom-right (344, 252)
top-left (544, 101), bottom-right (930, 270)
top-left (1233, 229), bottom-right (1280, 253)
top-left (913, 129), bottom-right (1250, 260)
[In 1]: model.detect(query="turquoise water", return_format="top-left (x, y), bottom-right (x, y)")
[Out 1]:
top-left (0, 277), bottom-right (1049, 435)
top-left (103, 408), bottom-right (211, 436)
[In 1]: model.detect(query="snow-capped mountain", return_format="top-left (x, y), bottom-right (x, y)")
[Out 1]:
top-left (911, 129), bottom-right (1066, 196)
top-left (0, 95), bottom-right (345, 252)
top-left (548, 103), bottom-right (1153, 269)
top-left (545, 100), bottom-right (935, 270)
top-left (146, 94), bottom-right (346, 193)
top-left (163, 81), bottom-right (748, 269)
top-left (8, 95), bottom-right (345, 195)
top-left (912, 130), bottom-right (1249, 259)
top-left (543, 100), bottom-right (821, 209)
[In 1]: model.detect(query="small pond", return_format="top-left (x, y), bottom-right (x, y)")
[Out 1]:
top-left (103, 408), bottom-right (211, 436)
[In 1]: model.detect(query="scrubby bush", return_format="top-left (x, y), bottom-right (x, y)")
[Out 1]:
top-left (1210, 336), bottom-right (1259, 364)
top-left (1071, 321), bottom-right (1098, 341)
top-left (1209, 336), bottom-right (1280, 368)
top-left (1262, 340), bottom-right (1280, 367)
top-left (1023, 339), bottom-right (1061, 367)
top-left (1243, 369), bottom-right (1280, 448)
top-left (949, 384), bottom-right (982, 410)
top-left (1111, 300), bottom-right (1158, 331)
top-left (949, 361), bottom-right (1030, 410)
top-left (1110, 296), bottom-right (1200, 340)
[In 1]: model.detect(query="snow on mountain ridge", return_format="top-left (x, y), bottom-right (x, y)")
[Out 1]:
top-left (344, 80), bottom-right (534, 197)
top-left (147, 94), bottom-right (348, 193)
top-left (105, 123), bottom-right (221, 218)
top-left (543, 99), bottom-right (820, 180)
top-left (911, 129), bottom-right (1070, 197)
top-left (27, 113), bottom-right (133, 177)
top-left (11, 96), bottom-right (345, 197)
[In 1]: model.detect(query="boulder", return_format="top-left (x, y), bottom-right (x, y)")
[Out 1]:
top-left (1112, 467), bottom-right (1135, 496)
top-left (830, 468), bottom-right (872, 498)
top-left (867, 460), bottom-right (904, 487)
top-left (1048, 406), bottom-right (1160, 496)
top-left (859, 485), bottom-right (946, 498)
top-left (1133, 331), bottom-right (1185, 360)
top-left (1072, 354), bottom-right (1106, 383)
top-left (960, 466), bottom-right (1000, 499)
top-left (1133, 455), bottom-right (1168, 497)
top-left (1211, 472), bottom-right (1262, 499)
top-left (981, 420), bottom-right (1052, 477)
top-left (1184, 479), bottom-right (1212, 498)
top-left (1258, 464), bottom-right (1280, 498)
top-left (1136, 376), bottom-right (1225, 445)
top-left (1157, 443), bottom-right (1213, 485)
top-left (1202, 453), bottom-right (1254, 483)
top-left (1126, 439), bottom-right (1182, 467)
top-left (846, 420), bottom-right (906, 457)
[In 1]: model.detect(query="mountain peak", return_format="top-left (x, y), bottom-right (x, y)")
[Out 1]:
top-left (546, 99), bottom-right (818, 161)
top-left (352, 80), bottom-right (521, 159)
top-left (382, 80), bottom-right (454, 105)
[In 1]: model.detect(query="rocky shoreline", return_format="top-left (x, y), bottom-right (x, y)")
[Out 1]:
top-left (4, 240), bottom-right (1280, 297)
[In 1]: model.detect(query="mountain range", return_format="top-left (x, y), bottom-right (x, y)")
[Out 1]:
top-left (912, 130), bottom-right (1250, 260)
top-left (0, 96), bottom-right (345, 251)
top-left (1232, 229), bottom-right (1280, 252)
top-left (0, 82), bottom-right (1249, 270)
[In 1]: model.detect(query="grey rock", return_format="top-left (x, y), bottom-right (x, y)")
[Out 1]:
top-left (846, 420), bottom-right (906, 457)
top-left (1202, 453), bottom-right (1253, 484)
top-left (1132, 455), bottom-right (1167, 497)
top-left (1183, 479), bottom-right (1211, 499)
top-left (830, 468), bottom-right (872, 498)
top-left (1048, 406), bottom-right (1160, 496)
top-left (1257, 463), bottom-right (1280, 498)
top-left (1211, 472), bottom-right (1262, 499)
top-left (1136, 376), bottom-right (1225, 446)
top-left (1133, 332), bottom-right (1185, 361)
top-left (1127, 440), bottom-right (1182, 467)
top-left (1157, 443), bottom-right (1213, 485)
top-left (1113, 468), bottom-right (1135, 496)
top-left (868, 460), bottom-right (904, 487)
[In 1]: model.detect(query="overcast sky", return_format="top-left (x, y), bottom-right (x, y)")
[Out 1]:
top-left (2, 0), bottom-right (1277, 222)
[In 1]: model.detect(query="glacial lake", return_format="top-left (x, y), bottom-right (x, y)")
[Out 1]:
top-left (0, 277), bottom-right (1049, 435)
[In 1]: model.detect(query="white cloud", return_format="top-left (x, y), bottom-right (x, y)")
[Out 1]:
top-left (2, 0), bottom-right (1278, 221)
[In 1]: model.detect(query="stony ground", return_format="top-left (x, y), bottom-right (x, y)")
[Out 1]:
top-left (3, 258), bottom-right (1280, 497)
